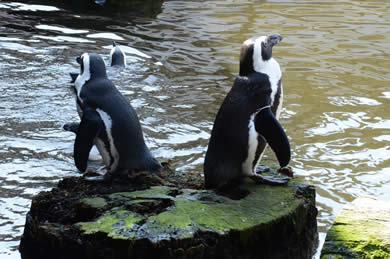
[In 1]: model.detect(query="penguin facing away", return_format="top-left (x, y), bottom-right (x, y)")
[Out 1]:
top-left (110, 41), bottom-right (126, 67)
top-left (239, 34), bottom-right (285, 173)
top-left (72, 53), bottom-right (161, 181)
top-left (204, 34), bottom-right (291, 190)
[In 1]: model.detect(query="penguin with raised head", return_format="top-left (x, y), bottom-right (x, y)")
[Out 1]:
top-left (239, 34), bottom-right (287, 174)
top-left (204, 34), bottom-right (291, 190)
top-left (69, 42), bottom-right (126, 83)
top-left (66, 42), bottom-right (127, 161)
top-left (70, 52), bottom-right (161, 181)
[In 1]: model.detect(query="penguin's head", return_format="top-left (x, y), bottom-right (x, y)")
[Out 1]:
top-left (239, 34), bottom-right (283, 76)
top-left (76, 53), bottom-right (107, 80)
top-left (74, 53), bottom-right (107, 92)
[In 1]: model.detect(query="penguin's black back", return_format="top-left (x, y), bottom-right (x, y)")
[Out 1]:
top-left (239, 42), bottom-right (255, 76)
top-left (204, 73), bottom-right (272, 189)
top-left (111, 47), bottom-right (125, 67)
top-left (79, 75), bottom-right (159, 172)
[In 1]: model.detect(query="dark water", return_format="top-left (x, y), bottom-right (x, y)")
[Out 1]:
top-left (0, 0), bottom-right (389, 258)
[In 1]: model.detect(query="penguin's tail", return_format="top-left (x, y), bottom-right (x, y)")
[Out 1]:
top-left (143, 155), bottom-right (163, 173)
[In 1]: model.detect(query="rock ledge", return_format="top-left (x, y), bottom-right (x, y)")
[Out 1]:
top-left (321, 197), bottom-right (390, 258)
top-left (20, 171), bottom-right (318, 259)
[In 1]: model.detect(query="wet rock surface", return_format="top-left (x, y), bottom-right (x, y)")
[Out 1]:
top-left (321, 197), bottom-right (390, 258)
top-left (19, 168), bottom-right (318, 259)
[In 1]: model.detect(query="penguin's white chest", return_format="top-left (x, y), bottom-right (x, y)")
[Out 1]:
top-left (255, 57), bottom-right (281, 104)
top-left (74, 54), bottom-right (91, 104)
top-left (95, 109), bottom-right (120, 172)
top-left (242, 113), bottom-right (259, 176)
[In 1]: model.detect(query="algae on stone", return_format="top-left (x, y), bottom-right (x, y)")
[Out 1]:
top-left (80, 197), bottom-right (107, 209)
top-left (109, 186), bottom-right (175, 200)
top-left (20, 174), bottom-right (318, 259)
top-left (321, 197), bottom-right (390, 258)
top-left (77, 208), bottom-right (143, 239)
top-left (76, 180), bottom-right (302, 242)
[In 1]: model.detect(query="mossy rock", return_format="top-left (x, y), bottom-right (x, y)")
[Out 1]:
top-left (321, 197), bottom-right (390, 259)
top-left (19, 170), bottom-right (318, 259)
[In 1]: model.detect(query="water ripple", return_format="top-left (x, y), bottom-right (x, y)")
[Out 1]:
top-left (0, 0), bottom-right (390, 257)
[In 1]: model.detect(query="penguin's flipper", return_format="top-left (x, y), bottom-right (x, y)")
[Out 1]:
top-left (74, 109), bottom-right (102, 172)
top-left (255, 107), bottom-right (291, 168)
top-left (63, 122), bottom-right (80, 134)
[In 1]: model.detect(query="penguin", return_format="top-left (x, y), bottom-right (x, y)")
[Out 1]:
top-left (69, 42), bottom-right (126, 83)
top-left (109, 41), bottom-right (126, 67)
top-left (204, 35), bottom-right (291, 190)
top-left (239, 34), bottom-right (285, 173)
top-left (66, 43), bottom-right (127, 161)
top-left (71, 52), bottom-right (161, 181)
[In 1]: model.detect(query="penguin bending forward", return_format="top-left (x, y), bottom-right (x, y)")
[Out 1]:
top-left (204, 34), bottom-right (292, 190)
top-left (239, 34), bottom-right (286, 173)
top-left (71, 53), bottom-right (161, 181)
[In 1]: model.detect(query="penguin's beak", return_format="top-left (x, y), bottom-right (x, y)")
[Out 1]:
top-left (267, 34), bottom-right (283, 47)
top-left (76, 56), bottom-right (82, 65)
top-left (255, 107), bottom-right (290, 168)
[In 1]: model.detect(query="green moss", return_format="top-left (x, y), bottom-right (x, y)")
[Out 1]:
top-left (108, 186), bottom-right (175, 200)
top-left (141, 182), bottom-right (300, 240)
top-left (327, 221), bottom-right (390, 258)
top-left (128, 199), bottom-right (154, 204)
top-left (77, 208), bottom-right (143, 239)
top-left (80, 197), bottom-right (107, 208)
top-left (76, 180), bottom-right (307, 242)
top-left (323, 198), bottom-right (390, 258)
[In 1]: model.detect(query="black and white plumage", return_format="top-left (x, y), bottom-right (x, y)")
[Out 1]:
top-left (204, 74), bottom-right (291, 189)
top-left (69, 42), bottom-right (126, 83)
top-left (66, 43), bottom-right (127, 162)
top-left (204, 34), bottom-right (291, 190)
top-left (71, 53), bottom-right (161, 180)
top-left (239, 34), bottom-right (284, 170)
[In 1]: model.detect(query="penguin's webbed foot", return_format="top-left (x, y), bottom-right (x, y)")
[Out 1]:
top-left (278, 166), bottom-right (294, 177)
top-left (249, 173), bottom-right (289, 186)
top-left (255, 164), bottom-right (271, 174)
top-left (82, 167), bottom-right (113, 183)
top-left (83, 175), bottom-right (106, 182)
top-left (82, 170), bottom-right (106, 182)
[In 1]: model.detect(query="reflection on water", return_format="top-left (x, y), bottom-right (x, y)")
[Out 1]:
top-left (0, 0), bottom-right (390, 258)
